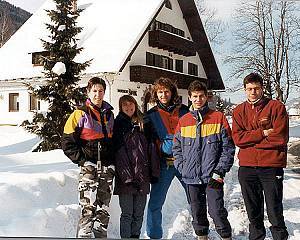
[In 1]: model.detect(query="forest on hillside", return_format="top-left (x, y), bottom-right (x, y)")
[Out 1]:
top-left (0, 0), bottom-right (31, 47)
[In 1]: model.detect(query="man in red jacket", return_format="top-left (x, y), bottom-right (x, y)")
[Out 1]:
top-left (232, 72), bottom-right (289, 240)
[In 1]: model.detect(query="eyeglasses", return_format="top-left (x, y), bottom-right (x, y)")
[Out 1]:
top-left (245, 87), bottom-right (262, 92)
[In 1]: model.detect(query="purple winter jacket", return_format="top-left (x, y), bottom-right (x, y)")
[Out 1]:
top-left (113, 112), bottom-right (159, 195)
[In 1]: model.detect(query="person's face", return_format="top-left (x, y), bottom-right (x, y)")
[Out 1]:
top-left (88, 84), bottom-right (105, 106)
top-left (121, 101), bottom-right (136, 118)
top-left (189, 91), bottom-right (208, 110)
top-left (156, 86), bottom-right (172, 105)
top-left (245, 82), bottom-right (263, 102)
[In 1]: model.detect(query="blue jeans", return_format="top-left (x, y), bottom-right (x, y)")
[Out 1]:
top-left (146, 165), bottom-right (187, 239)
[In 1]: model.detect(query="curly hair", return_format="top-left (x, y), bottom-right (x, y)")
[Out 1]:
top-left (150, 77), bottom-right (179, 105)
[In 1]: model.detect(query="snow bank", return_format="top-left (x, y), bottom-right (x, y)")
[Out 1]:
top-left (1, 126), bottom-right (300, 239)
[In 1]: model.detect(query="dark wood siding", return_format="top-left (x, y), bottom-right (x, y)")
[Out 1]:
top-left (130, 65), bottom-right (207, 89)
top-left (148, 30), bottom-right (195, 56)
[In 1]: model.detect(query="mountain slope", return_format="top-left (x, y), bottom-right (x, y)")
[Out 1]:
top-left (0, 0), bottom-right (31, 47)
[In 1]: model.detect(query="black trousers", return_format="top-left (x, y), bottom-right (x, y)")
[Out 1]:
top-left (119, 194), bottom-right (147, 238)
top-left (187, 184), bottom-right (232, 238)
top-left (238, 166), bottom-right (289, 240)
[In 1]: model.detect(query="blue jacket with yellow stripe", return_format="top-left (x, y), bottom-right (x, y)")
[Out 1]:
top-left (173, 104), bottom-right (235, 184)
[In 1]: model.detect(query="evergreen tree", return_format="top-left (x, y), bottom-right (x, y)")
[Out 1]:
top-left (23, 0), bottom-right (90, 151)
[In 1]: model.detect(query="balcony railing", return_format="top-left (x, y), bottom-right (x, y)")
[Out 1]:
top-left (148, 30), bottom-right (196, 57)
top-left (130, 65), bottom-right (207, 89)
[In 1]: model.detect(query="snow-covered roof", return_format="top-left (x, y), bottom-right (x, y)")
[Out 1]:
top-left (0, 0), bottom-right (164, 80)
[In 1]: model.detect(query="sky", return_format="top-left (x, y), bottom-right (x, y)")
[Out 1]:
top-left (204, 0), bottom-right (240, 21)
top-left (7, 0), bottom-right (241, 16)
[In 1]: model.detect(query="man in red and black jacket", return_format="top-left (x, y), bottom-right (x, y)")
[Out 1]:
top-left (232, 72), bottom-right (289, 240)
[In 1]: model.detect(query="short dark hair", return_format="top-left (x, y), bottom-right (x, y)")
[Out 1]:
top-left (87, 77), bottom-right (106, 92)
top-left (150, 77), bottom-right (179, 104)
top-left (243, 73), bottom-right (263, 88)
top-left (188, 80), bottom-right (208, 96)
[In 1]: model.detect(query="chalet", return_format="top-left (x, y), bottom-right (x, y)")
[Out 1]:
top-left (0, 0), bottom-right (224, 125)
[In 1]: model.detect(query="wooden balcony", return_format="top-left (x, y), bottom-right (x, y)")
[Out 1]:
top-left (148, 30), bottom-right (196, 57)
top-left (130, 65), bottom-right (207, 89)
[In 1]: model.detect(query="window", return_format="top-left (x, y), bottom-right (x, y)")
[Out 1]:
top-left (165, 0), bottom-right (172, 9)
top-left (146, 52), bottom-right (173, 70)
top-left (162, 56), bottom-right (173, 70)
top-left (188, 62), bottom-right (198, 76)
top-left (175, 59), bottom-right (183, 73)
top-left (146, 52), bottom-right (155, 66)
top-left (9, 93), bottom-right (19, 112)
top-left (154, 54), bottom-right (162, 68)
top-left (29, 94), bottom-right (40, 111)
top-left (32, 51), bottom-right (49, 66)
top-left (146, 52), bottom-right (162, 68)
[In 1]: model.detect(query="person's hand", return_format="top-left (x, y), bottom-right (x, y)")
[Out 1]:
top-left (208, 172), bottom-right (224, 189)
top-left (263, 128), bottom-right (274, 137)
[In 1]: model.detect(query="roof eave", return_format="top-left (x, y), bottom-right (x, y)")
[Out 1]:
top-left (178, 0), bottom-right (224, 90)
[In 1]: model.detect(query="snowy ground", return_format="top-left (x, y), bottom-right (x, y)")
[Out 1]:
top-left (0, 126), bottom-right (300, 239)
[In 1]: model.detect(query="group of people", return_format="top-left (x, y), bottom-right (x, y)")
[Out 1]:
top-left (61, 72), bottom-right (289, 240)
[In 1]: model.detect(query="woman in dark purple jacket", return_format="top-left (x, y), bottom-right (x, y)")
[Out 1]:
top-left (112, 95), bottom-right (158, 239)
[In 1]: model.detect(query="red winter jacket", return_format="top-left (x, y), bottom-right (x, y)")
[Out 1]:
top-left (232, 97), bottom-right (289, 167)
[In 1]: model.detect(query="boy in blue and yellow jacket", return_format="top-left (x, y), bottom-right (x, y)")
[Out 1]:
top-left (173, 81), bottom-right (235, 240)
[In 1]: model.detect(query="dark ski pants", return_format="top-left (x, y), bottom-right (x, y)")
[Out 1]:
top-left (187, 184), bottom-right (232, 238)
top-left (146, 165), bottom-right (188, 239)
top-left (238, 166), bottom-right (289, 240)
top-left (119, 194), bottom-right (147, 238)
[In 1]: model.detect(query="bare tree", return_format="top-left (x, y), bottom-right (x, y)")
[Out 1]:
top-left (0, 8), bottom-right (12, 47)
top-left (225, 0), bottom-right (300, 103)
top-left (196, 0), bottom-right (226, 46)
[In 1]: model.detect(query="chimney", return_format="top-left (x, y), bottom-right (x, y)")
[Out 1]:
top-left (72, 0), bottom-right (77, 12)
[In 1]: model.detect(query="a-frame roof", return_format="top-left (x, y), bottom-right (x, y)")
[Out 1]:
top-left (0, 0), bottom-right (224, 90)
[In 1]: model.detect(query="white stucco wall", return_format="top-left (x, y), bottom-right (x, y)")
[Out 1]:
top-left (0, 82), bottom-right (48, 125)
top-left (0, 87), bottom-right (32, 125)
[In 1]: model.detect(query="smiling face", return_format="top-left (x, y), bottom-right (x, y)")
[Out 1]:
top-left (87, 84), bottom-right (105, 107)
top-left (245, 82), bottom-right (263, 102)
top-left (121, 100), bottom-right (136, 118)
top-left (189, 90), bottom-right (208, 110)
top-left (156, 86), bottom-right (172, 106)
